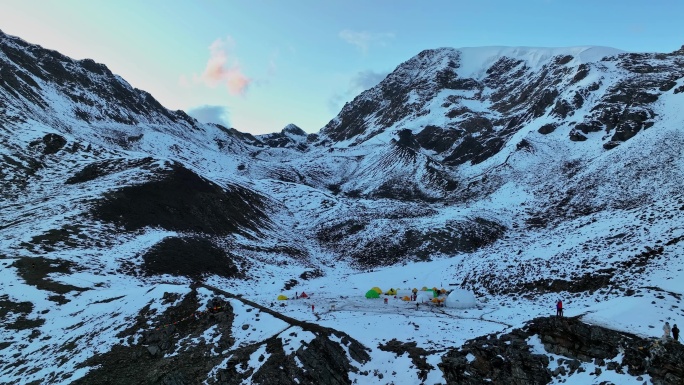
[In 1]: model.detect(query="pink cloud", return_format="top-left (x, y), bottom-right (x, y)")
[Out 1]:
top-left (199, 37), bottom-right (251, 96)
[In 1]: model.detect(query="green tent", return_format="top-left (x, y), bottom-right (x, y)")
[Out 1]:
top-left (365, 289), bottom-right (380, 299)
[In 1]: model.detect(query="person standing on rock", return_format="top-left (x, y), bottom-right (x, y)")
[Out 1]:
top-left (672, 324), bottom-right (680, 342)
top-left (663, 322), bottom-right (671, 342)
top-left (556, 299), bottom-right (563, 317)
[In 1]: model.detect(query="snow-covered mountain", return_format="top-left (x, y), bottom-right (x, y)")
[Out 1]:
top-left (2, 28), bottom-right (684, 384)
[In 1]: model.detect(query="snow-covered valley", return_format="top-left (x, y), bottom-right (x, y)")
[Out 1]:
top-left (2, 29), bottom-right (684, 384)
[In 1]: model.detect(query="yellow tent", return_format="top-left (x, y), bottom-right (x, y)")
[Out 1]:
top-left (371, 287), bottom-right (383, 294)
top-left (385, 288), bottom-right (397, 295)
top-left (432, 287), bottom-right (439, 292)
top-left (431, 297), bottom-right (445, 304)
top-left (401, 296), bottom-right (411, 301)
top-left (277, 294), bottom-right (288, 300)
top-left (440, 288), bottom-right (447, 294)
top-left (421, 286), bottom-right (428, 291)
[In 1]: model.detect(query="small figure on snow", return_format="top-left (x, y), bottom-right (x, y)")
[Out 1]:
top-left (673, 324), bottom-right (680, 342)
top-left (556, 299), bottom-right (563, 317)
top-left (663, 322), bottom-right (671, 342)
top-left (311, 304), bottom-right (315, 312)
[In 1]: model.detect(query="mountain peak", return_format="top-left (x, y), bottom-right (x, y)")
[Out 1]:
top-left (282, 123), bottom-right (306, 136)
top-left (321, 43), bottom-right (678, 167)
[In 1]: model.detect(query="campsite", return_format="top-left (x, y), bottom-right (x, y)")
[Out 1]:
top-left (266, 283), bottom-right (498, 364)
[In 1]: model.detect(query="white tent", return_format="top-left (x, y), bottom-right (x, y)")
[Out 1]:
top-left (416, 291), bottom-right (433, 303)
top-left (445, 289), bottom-right (477, 309)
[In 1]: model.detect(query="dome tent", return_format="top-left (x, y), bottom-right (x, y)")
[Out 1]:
top-left (445, 289), bottom-right (477, 309)
top-left (299, 292), bottom-right (309, 298)
top-left (385, 288), bottom-right (397, 295)
top-left (277, 294), bottom-right (288, 300)
top-left (365, 289), bottom-right (381, 299)
top-left (416, 291), bottom-right (433, 303)
top-left (371, 287), bottom-right (383, 294)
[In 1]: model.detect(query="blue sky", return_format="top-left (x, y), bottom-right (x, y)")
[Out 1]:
top-left (1, 0), bottom-right (682, 134)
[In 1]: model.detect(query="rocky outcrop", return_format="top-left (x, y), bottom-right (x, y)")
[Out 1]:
top-left (141, 236), bottom-right (243, 279)
top-left (91, 163), bottom-right (269, 236)
top-left (378, 339), bottom-right (436, 381)
top-left (222, 329), bottom-right (368, 385)
top-left (199, 284), bottom-right (371, 385)
top-left (439, 316), bottom-right (684, 385)
top-left (35, 133), bottom-right (67, 155)
top-left (65, 157), bottom-right (156, 184)
top-left (73, 291), bottom-right (236, 385)
top-left (257, 124), bottom-right (309, 150)
top-left (317, 216), bottom-right (505, 267)
top-left (74, 286), bottom-right (371, 385)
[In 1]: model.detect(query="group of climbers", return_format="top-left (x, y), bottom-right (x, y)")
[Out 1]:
top-left (662, 321), bottom-right (680, 343)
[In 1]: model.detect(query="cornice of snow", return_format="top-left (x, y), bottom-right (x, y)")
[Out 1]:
top-left (450, 45), bottom-right (626, 79)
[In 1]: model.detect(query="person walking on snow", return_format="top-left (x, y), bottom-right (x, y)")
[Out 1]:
top-left (311, 304), bottom-right (315, 312)
top-left (673, 324), bottom-right (680, 342)
top-left (556, 299), bottom-right (563, 317)
top-left (663, 322), bottom-right (671, 342)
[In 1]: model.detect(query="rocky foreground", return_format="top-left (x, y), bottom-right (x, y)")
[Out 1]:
top-left (61, 285), bottom-right (684, 385)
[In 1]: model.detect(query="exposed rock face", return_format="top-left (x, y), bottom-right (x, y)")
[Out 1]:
top-left (37, 133), bottom-right (67, 154)
top-left (74, 287), bottom-right (371, 385)
top-left (91, 163), bottom-right (269, 236)
top-left (141, 236), bottom-right (242, 279)
top-left (378, 339), bottom-right (435, 381)
top-left (320, 46), bottom-right (684, 166)
top-left (257, 124), bottom-right (309, 150)
top-left (439, 316), bottom-right (684, 385)
top-left (65, 157), bottom-right (156, 184)
top-left (317, 216), bottom-right (504, 267)
top-left (223, 330), bottom-right (368, 385)
top-left (0, 30), bottom-right (197, 127)
top-left (73, 291), bottom-right (236, 385)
